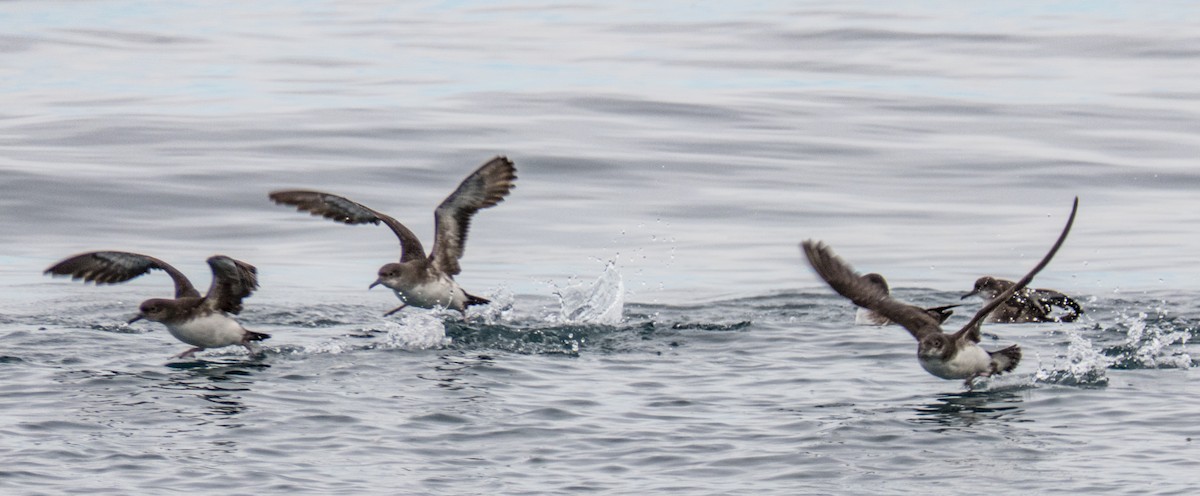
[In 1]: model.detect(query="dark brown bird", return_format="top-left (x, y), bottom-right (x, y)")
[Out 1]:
top-left (45, 251), bottom-right (268, 358)
top-left (802, 197), bottom-right (1078, 386)
top-left (962, 276), bottom-right (1083, 323)
top-left (270, 156), bottom-right (516, 316)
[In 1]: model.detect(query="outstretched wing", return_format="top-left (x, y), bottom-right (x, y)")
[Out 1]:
top-left (802, 241), bottom-right (942, 341)
top-left (202, 255), bottom-right (259, 314)
top-left (269, 190), bottom-right (427, 263)
top-left (44, 251), bottom-right (199, 298)
top-left (955, 197), bottom-right (1079, 341)
top-left (430, 156), bottom-right (517, 276)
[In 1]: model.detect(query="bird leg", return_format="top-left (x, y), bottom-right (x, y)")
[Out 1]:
top-left (383, 303), bottom-right (408, 317)
top-left (963, 370), bottom-right (995, 389)
top-left (174, 347), bottom-right (203, 359)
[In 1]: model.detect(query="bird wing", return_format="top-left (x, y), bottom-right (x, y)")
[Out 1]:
top-left (954, 197), bottom-right (1079, 342)
top-left (269, 190), bottom-right (427, 263)
top-left (801, 241), bottom-right (943, 341)
top-left (44, 251), bottom-right (199, 298)
top-left (201, 255), bottom-right (259, 314)
top-left (429, 156), bottom-right (517, 276)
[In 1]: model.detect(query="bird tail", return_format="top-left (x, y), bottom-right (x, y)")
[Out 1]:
top-left (464, 291), bottom-right (491, 308)
top-left (243, 329), bottom-right (271, 342)
top-left (1041, 295), bottom-right (1083, 323)
top-left (924, 304), bottom-right (961, 324)
top-left (988, 344), bottom-right (1021, 375)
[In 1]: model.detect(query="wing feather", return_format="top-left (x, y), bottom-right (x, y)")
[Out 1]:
top-left (202, 255), bottom-right (259, 314)
top-left (801, 241), bottom-right (942, 341)
top-left (44, 251), bottom-right (199, 298)
top-left (269, 190), bottom-right (427, 263)
top-left (430, 156), bottom-right (517, 276)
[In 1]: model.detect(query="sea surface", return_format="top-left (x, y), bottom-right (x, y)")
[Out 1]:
top-left (3, 1), bottom-right (1200, 494)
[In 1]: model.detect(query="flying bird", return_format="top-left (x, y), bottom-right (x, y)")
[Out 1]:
top-left (270, 156), bottom-right (516, 316)
top-left (45, 251), bottom-right (268, 358)
top-left (802, 197), bottom-right (1078, 386)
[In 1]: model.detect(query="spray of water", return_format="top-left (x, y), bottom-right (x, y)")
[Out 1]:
top-left (552, 260), bottom-right (625, 325)
top-left (1033, 329), bottom-right (1110, 387)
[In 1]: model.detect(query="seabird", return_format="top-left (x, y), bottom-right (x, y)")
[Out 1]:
top-left (269, 156), bottom-right (516, 316)
top-left (961, 276), bottom-right (1083, 323)
top-left (802, 197), bottom-right (1078, 386)
top-left (45, 251), bottom-right (268, 358)
top-left (856, 273), bottom-right (959, 326)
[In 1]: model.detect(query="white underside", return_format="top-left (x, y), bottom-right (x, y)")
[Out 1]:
top-left (919, 344), bottom-right (992, 380)
top-left (394, 276), bottom-right (468, 311)
top-left (165, 313), bottom-right (247, 349)
top-left (855, 307), bottom-right (890, 326)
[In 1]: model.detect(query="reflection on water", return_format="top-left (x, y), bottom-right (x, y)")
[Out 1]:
top-left (157, 360), bottom-right (270, 426)
top-left (47, 361), bottom-right (266, 451)
top-left (911, 389), bottom-right (1027, 429)
top-left (416, 352), bottom-right (495, 393)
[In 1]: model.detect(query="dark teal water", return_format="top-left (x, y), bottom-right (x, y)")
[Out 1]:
top-left (3, 1), bottom-right (1200, 494)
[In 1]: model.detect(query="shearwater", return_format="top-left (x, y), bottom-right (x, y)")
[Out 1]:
top-left (802, 197), bottom-right (1078, 386)
top-left (270, 156), bottom-right (516, 316)
top-left (44, 251), bottom-right (267, 358)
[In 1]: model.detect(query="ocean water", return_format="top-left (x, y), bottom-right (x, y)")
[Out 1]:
top-left (3, 1), bottom-right (1200, 494)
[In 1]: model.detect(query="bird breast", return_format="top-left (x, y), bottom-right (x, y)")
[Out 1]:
top-left (918, 344), bottom-right (991, 380)
top-left (164, 313), bottom-right (247, 348)
top-left (393, 277), bottom-right (467, 310)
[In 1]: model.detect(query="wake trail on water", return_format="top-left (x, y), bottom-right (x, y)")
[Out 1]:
top-left (244, 260), bottom-right (632, 359)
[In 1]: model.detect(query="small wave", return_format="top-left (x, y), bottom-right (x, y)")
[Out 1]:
top-left (445, 320), bottom-right (597, 356)
top-left (670, 321), bottom-right (752, 331)
top-left (91, 322), bottom-right (148, 334)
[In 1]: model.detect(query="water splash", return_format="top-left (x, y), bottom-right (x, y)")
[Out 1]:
top-left (1033, 329), bottom-right (1110, 388)
top-left (274, 313), bottom-right (450, 357)
top-left (471, 285), bottom-right (516, 325)
top-left (552, 260), bottom-right (624, 325)
top-left (1102, 309), bottom-right (1192, 369)
top-left (383, 312), bottom-right (450, 350)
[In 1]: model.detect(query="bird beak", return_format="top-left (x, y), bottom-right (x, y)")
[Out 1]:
top-left (128, 314), bottom-right (144, 324)
top-left (960, 290), bottom-right (978, 300)
top-left (369, 279), bottom-right (382, 290)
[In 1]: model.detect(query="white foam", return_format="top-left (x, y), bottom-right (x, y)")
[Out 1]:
top-left (383, 312), bottom-right (450, 350)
